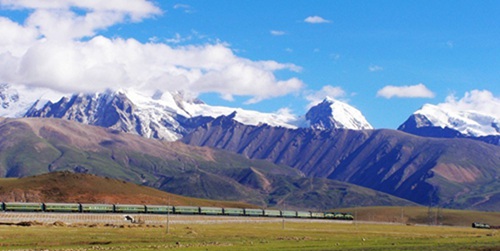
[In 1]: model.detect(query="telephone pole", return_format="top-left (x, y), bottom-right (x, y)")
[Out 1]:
top-left (166, 196), bottom-right (170, 234)
top-left (400, 207), bottom-right (404, 225)
top-left (282, 201), bottom-right (285, 230)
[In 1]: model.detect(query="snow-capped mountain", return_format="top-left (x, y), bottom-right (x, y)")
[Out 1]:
top-left (1, 84), bottom-right (374, 141)
top-left (0, 83), bottom-right (64, 118)
top-left (23, 88), bottom-right (302, 141)
top-left (398, 104), bottom-right (500, 138)
top-left (305, 97), bottom-right (373, 130)
top-left (124, 90), bottom-right (299, 129)
top-left (25, 90), bottom-right (206, 141)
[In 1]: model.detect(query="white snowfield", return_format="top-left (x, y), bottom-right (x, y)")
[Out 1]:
top-left (124, 89), bottom-right (300, 129)
top-left (413, 104), bottom-right (500, 137)
top-left (0, 84), bottom-right (64, 118)
top-left (320, 97), bottom-right (373, 130)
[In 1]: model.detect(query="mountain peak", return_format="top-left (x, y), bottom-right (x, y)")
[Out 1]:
top-left (399, 103), bottom-right (500, 137)
top-left (305, 98), bottom-right (373, 130)
top-left (0, 83), bottom-right (64, 118)
top-left (323, 96), bottom-right (336, 103)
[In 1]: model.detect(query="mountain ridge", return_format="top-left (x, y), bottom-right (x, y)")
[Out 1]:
top-left (0, 84), bottom-right (374, 141)
top-left (0, 116), bottom-right (415, 210)
top-left (399, 104), bottom-right (500, 145)
top-left (181, 115), bottom-right (500, 210)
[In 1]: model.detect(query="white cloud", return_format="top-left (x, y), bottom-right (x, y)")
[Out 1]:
top-left (0, 0), bottom-right (161, 21)
top-left (305, 85), bottom-right (346, 107)
top-left (0, 1), bottom-right (304, 104)
top-left (304, 16), bottom-right (331, 24)
top-left (376, 83), bottom-right (435, 99)
top-left (438, 90), bottom-right (500, 118)
top-left (173, 4), bottom-right (190, 9)
top-left (173, 3), bottom-right (193, 13)
top-left (0, 0), bottom-right (161, 41)
top-left (0, 17), bottom-right (39, 56)
top-left (165, 33), bottom-right (187, 44)
top-left (368, 65), bottom-right (383, 72)
top-left (270, 30), bottom-right (285, 36)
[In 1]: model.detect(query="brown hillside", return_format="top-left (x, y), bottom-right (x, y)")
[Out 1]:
top-left (4, 117), bottom-right (216, 161)
top-left (0, 171), bottom-right (254, 208)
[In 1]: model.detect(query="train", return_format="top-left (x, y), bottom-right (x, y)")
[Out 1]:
top-left (472, 222), bottom-right (500, 229)
top-left (472, 222), bottom-right (490, 229)
top-left (0, 202), bottom-right (354, 220)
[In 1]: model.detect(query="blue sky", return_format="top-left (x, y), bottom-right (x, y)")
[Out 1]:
top-left (1, 1), bottom-right (500, 129)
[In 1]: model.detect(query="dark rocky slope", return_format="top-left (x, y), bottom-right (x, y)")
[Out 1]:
top-left (182, 115), bottom-right (500, 210)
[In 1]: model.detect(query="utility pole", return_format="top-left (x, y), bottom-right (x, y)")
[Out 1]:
top-left (282, 201), bottom-right (285, 230)
top-left (354, 208), bottom-right (358, 230)
top-left (435, 206), bottom-right (440, 226)
top-left (428, 189), bottom-right (434, 226)
top-left (400, 207), bottom-right (404, 225)
top-left (166, 196), bottom-right (170, 234)
top-left (355, 208), bottom-right (357, 223)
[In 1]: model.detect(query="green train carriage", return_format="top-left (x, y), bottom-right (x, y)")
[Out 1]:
top-left (223, 207), bottom-right (245, 216)
top-left (114, 204), bottom-right (146, 213)
top-left (81, 203), bottom-right (114, 213)
top-left (281, 210), bottom-right (297, 218)
top-left (4, 202), bottom-right (43, 212)
top-left (44, 203), bottom-right (81, 212)
top-left (264, 209), bottom-right (281, 217)
top-left (311, 212), bottom-right (325, 219)
top-left (174, 206), bottom-right (200, 214)
top-left (200, 206), bottom-right (223, 215)
top-left (296, 211), bottom-right (312, 218)
top-left (244, 208), bottom-right (263, 216)
top-left (145, 205), bottom-right (173, 214)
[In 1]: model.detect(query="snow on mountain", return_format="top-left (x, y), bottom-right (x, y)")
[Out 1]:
top-left (25, 89), bottom-right (190, 141)
top-left (0, 83), bottom-right (64, 118)
top-left (399, 104), bottom-right (500, 137)
top-left (305, 97), bottom-right (373, 130)
top-left (125, 89), bottom-right (299, 129)
top-left (22, 88), bottom-right (301, 141)
top-left (3, 84), bottom-right (373, 141)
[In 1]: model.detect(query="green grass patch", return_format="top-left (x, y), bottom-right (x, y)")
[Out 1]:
top-left (338, 206), bottom-right (500, 227)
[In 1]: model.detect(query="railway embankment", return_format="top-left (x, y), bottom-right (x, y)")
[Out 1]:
top-left (0, 212), bottom-right (353, 226)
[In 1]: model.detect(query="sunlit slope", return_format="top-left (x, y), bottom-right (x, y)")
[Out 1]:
top-left (0, 171), bottom-right (254, 208)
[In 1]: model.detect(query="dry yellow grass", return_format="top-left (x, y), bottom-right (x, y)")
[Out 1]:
top-left (0, 219), bottom-right (499, 250)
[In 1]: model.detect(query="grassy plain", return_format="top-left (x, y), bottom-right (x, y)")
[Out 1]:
top-left (341, 206), bottom-right (500, 227)
top-left (0, 220), bottom-right (499, 250)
